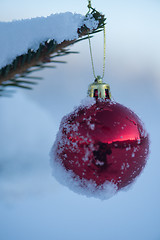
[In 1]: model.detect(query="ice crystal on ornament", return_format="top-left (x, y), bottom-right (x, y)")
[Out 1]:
top-left (50, 98), bottom-right (149, 200)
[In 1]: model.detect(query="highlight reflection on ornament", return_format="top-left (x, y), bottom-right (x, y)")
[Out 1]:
top-left (50, 77), bottom-right (149, 199)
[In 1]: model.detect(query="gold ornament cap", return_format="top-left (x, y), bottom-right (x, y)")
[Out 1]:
top-left (88, 76), bottom-right (111, 99)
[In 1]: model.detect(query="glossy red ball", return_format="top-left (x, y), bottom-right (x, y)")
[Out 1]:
top-left (52, 99), bottom-right (149, 195)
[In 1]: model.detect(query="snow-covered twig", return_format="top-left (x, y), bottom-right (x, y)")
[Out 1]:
top-left (0, 9), bottom-right (105, 89)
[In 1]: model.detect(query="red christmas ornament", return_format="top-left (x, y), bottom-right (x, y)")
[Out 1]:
top-left (50, 77), bottom-right (149, 199)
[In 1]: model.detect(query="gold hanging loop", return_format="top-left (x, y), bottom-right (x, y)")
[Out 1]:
top-left (87, 0), bottom-right (111, 100)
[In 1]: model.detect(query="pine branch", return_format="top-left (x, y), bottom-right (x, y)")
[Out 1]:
top-left (0, 8), bottom-right (106, 95)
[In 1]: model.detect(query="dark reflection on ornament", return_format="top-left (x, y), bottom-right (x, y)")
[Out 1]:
top-left (54, 99), bottom-right (149, 191)
top-left (93, 142), bottom-right (112, 169)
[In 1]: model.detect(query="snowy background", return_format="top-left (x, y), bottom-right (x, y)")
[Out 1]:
top-left (0, 0), bottom-right (160, 240)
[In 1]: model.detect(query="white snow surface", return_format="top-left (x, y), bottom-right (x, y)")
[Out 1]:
top-left (78, 96), bottom-right (96, 109)
top-left (50, 153), bottom-right (118, 200)
top-left (0, 12), bottom-right (98, 69)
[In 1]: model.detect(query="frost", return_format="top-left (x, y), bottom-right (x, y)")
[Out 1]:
top-left (50, 149), bottom-right (118, 200)
top-left (80, 97), bottom-right (96, 109)
top-left (90, 123), bottom-right (95, 130)
top-left (133, 147), bottom-right (138, 153)
top-left (82, 143), bottom-right (94, 162)
top-left (132, 152), bottom-right (135, 158)
top-left (137, 139), bottom-right (141, 144)
top-left (0, 12), bottom-right (98, 69)
top-left (95, 160), bottom-right (105, 166)
top-left (83, 115), bottom-right (95, 130)
top-left (121, 163), bottom-right (125, 170)
top-left (71, 122), bottom-right (79, 132)
top-left (121, 162), bottom-right (130, 170)
top-left (126, 145), bottom-right (131, 151)
top-left (145, 148), bottom-right (148, 154)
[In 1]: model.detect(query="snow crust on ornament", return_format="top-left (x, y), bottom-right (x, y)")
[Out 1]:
top-left (76, 96), bottom-right (96, 109)
top-left (0, 12), bottom-right (98, 69)
top-left (50, 149), bottom-right (118, 200)
top-left (50, 97), bottom-right (149, 200)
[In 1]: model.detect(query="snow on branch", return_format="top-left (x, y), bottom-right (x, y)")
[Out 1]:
top-left (0, 9), bottom-right (105, 88)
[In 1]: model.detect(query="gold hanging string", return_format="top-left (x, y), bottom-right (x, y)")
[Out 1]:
top-left (88, 32), bottom-right (96, 79)
top-left (102, 25), bottom-right (106, 79)
top-left (87, 0), bottom-right (106, 80)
